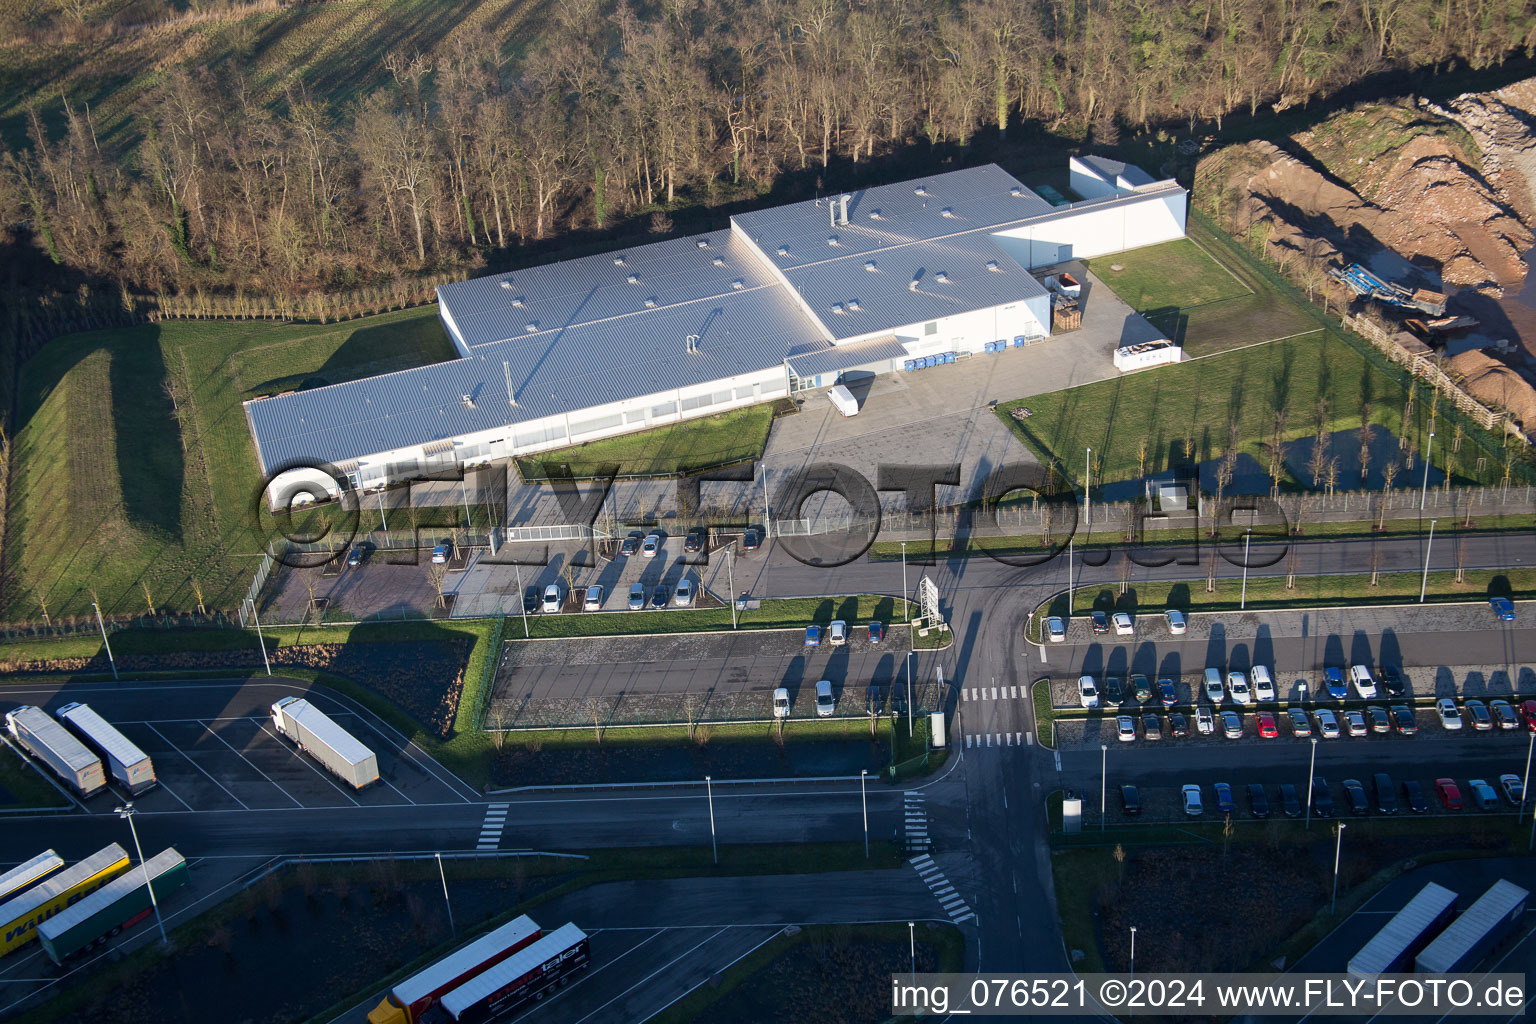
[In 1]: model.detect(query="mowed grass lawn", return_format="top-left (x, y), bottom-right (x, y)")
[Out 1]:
top-left (1084, 237), bottom-right (1250, 310)
top-left (1000, 330), bottom-right (1409, 486)
top-left (4, 307), bottom-right (457, 620)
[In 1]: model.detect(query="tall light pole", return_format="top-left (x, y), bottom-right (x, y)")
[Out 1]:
top-left (705, 775), bottom-right (718, 865)
top-left (860, 769), bottom-right (870, 858)
top-left (901, 541), bottom-right (909, 621)
top-left (436, 852), bottom-right (456, 938)
top-left (1240, 528), bottom-right (1252, 610)
top-left (245, 599), bottom-right (272, 676)
top-left (93, 601), bottom-right (118, 681)
top-left (726, 542), bottom-right (738, 629)
top-left (513, 563), bottom-right (530, 638)
top-left (1100, 744), bottom-right (1108, 831)
top-left (1067, 537), bottom-right (1074, 620)
top-left (1419, 519), bottom-right (1437, 603)
top-left (1085, 447), bottom-right (1093, 527)
top-left (905, 651), bottom-right (915, 739)
top-left (908, 922), bottom-right (916, 981)
top-left (1305, 737), bottom-right (1318, 829)
top-left (1129, 924), bottom-right (1137, 1021)
top-left (1521, 730), bottom-right (1534, 823)
top-left (116, 802), bottom-right (167, 944)
top-left (1330, 822), bottom-right (1347, 914)
top-left (1420, 431), bottom-right (1435, 511)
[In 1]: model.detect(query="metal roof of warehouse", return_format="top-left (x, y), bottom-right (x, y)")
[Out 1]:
top-left (786, 335), bottom-right (910, 378)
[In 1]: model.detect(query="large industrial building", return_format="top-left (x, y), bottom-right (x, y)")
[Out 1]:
top-left (246, 158), bottom-right (1186, 492)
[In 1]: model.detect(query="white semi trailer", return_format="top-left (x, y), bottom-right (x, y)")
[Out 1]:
top-left (4, 707), bottom-right (106, 798)
top-left (56, 703), bottom-right (156, 795)
top-left (269, 697), bottom-right (379, 789)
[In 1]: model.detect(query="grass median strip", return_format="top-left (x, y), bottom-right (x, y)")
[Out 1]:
top-left (508, 594), bottom-right (898, 639)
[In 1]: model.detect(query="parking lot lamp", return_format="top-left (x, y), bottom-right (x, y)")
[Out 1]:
top-left (901, 541), bottom-right (909, 621)
top-left (1330, 822), bottom-right (1347, 914)
top-left (705, 775), bottom-right (718, 866)
top-left (1522, 730), bottom-right (1534, 824)
top-left (1419, 519), bottom-right (1436, 603)
top-left (908, 921), bottom-right (916, 980)
top-left (861, 769), bottom-right (869, 858)
top-left (93, 601), bottom-right (118, 681)
top-left (906, 651), bottom-right (915, 739)
top-left (1240, 528), bottom-right (1252, 610)
top-left (116, 802), bottom-right (167, 944)
top-left (513, 563), bottom-right (530, 638)
top-left (1420, 432), bottom-right (1435, 511)
top-left (1100, 744), bottom-right (1108, 831)
top-left (1305, 738), bottom-right (1318, 829)
top-left (726, 542), bottom-right (737, 629)
top-left (1085, 447), bottom-right (1092, 527)
top-left (1129, 925), bottom-right (1136, 974)
top-left (244, 599), bottom-right (272, 677)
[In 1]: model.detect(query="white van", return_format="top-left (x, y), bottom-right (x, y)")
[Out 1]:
top-left (1251, 665), bottom-right (1275, 702)
top-left (827, 384), bottom-right (859, 417)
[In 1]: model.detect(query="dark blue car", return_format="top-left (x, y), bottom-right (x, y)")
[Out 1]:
top-left (1324, 667), bottom-right (1348, 701)
top-left (1491, 597), bottom-right (1516, 622)
top-left (1157, 679), bottom-right (1178, 707)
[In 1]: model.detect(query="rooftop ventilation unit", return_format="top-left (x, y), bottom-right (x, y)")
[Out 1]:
top-left (831, 302), bottom-right (844, 314)
top-left (864, 260), bottom-right (878, 272)
top-left (525, 322), bottom-right (539, 332)
top-left (986, 260), bottom-right (1001, 272)
top-left (510, 297), bottom-right (524, 307)
top-left (499, 280), bottom-right (514, 289)
top-left (940, 207), bottom-right (955, 218)
top-left (914, 186), bottom-right (928, 196)
top-left (839, 194), bottom-right (851, 225)
top-left (644, 297), bottom-right (657, 307)
top-left (827, 234), bottom-right (840, 246)
top-left (686, 334), bottom-right (700, 354)
top-left (460, 394), bottom-right (475, 409)
top-left (613, 256), bottom-right (626, 265)
top-left (697, 239), bottom-right (710, 248)
top-left (935, 272), bottom-right (950, 283)
top-left (626, 274), bottom-right (639, 284)
top-left (712, 257), bottom-right (725, 266)
top-left (776, 246), bottom-right (789, 256)
top-left (731, 279), bottom-right (744, 290)
top-left (1009, 187), bottom-right (1023, 197)
top-left (847, 299), bottom-right (861, 311)
top-left (868, 209), bottom-right (882, 220)
top-left (908, 280), bottom-right (919, 291)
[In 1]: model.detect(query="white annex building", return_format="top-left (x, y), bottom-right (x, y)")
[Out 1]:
top-left (246, 158), bottom-right (1186, 492)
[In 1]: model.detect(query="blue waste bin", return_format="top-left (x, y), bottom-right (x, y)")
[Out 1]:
top-left (1014, 336), bottom-right (1026, 347)
top-left (944, 352), bottom-right (955, 364)
top-left (903, 359), bottom-right (915, 371)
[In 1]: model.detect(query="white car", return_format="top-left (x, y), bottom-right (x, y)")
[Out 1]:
top-left (1226, 671), bottom-right (1252, 705)
top-left (1182, 784), bottom-right (1203, 816)
top-left (1165, 609), bottom-right (1186, 635)
top-left (541, 584), bottom-right (562, 613)
top-left (1078, 675), bottom-right (1100, 709)
top-left (773, 687), bottom-right (790, 719)
top-left (1116, 715), bottom-right (1136, 741)
top-left (1046, 617), bottom-right (1067, 643)
top-left (1251, 665), bottom-right (1275, 702)
top-left (1313, 708), bottom-right (1340, 738)
top-left (1195, 706), bottom-right (1215, 734)
top-left (1112, 612), bottom-right (1134, 635)
top-left (1437, 698), bottom-right (1463, 730)
top-left (628, 583), bottom-right (645, 610)
top-left (641, 532), bottom-right (662, 557)
top-left (673, 579), bottom-right (694, 607)
top-left (815, 680), bottom-right (835, 717)
top-left (829, 620), bottom-right (847, 645)
top-left (1349, 665), bottom-right (1378, 699)
top-left (1203, 668), bottom-right (1225, 705)
top-left (583, 585), bottom-right (603, 611)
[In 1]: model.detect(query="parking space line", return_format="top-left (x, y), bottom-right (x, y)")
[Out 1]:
top-left (252, 721), bottom-right (362, 808)
top-left (563, 926), bottom-right (733, 1024)
top-left (146, 777), bottom-right (194, 812)
top-left (202, 722), bottom-right (304, 807)
top-left (143, 723), bottom-right (250, 811)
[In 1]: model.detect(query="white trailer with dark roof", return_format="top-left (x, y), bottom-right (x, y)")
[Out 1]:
top-left (436, 923), bottom-right (590, 1022)
top-left (269, 697), bottom-right (379, 789)
top-left (0, 852), bottom-right (64, 904)
top-left (56, 703), bottom-right (156, 795)
top-left (1416, 879), bottom-right (1529, 973)
top-left (1348, 881), bottom-right (1457, 976)
top-left (4, 706), bottom-right (106, 798)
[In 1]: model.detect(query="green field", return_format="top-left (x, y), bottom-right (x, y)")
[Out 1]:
top-left (4, 307), bottom-right (456, 620)
top-left (1085, 237), bottom-right (1251, 311)
top-left (0, 740), bottom-right (70, 809)
top-left (515, 401), bottom-right (781, 481)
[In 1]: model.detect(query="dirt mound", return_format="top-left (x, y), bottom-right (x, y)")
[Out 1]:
top-left (1423, 79), bottom-right (1536, 228)
top-left (1446, 349), bottom-right (1536, 429)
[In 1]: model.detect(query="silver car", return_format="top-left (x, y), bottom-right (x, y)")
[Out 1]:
top-left (1221, 710), bottom-right (1243, 739)
top-left (541, 584), bottom-right (562, 613)
top-left (1313, 708), bottom-right (1340, 738)
top-left (628, 583), bottom-right (645, 610)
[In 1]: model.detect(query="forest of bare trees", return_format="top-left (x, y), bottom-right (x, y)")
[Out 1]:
top-left (1, 0), bottom-right (1533, 304)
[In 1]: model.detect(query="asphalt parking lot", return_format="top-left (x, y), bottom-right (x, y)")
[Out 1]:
top-left (1, 680), bottom-right (475, 814)
top-left (489, 626), bottom-right (932, 728)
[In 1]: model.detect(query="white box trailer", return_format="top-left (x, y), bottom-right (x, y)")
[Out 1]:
top-left (4, 707), bottom-right (106, 798)
top-left (1348, 881), bottom-right (1457, 976)
top-left (269, 697), bottom-right (379, 789)
top-left (56, 703), bottom-right (156, 795)
top-left (827, 384), bottom-right (859, 417)
top-left (0, 851), bottom-right (64, 904)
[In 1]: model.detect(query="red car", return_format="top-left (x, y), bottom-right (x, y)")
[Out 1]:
top-left (1257, 711), bottom-right (1279, 738)
top-left (1522, 700), bottom-right (1536, 732)
top-left (1435, 778), bottom-right (1464, 811)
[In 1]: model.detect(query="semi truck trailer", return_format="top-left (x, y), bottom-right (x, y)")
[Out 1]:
top-left (435, 923), bottom-right (590, 1023)
top-left (367, 915), bottom-right (543, 1024)
top-left (0, 851), bottom-right (64, 904)
top-left (0, 844), bottom-right (130, 956)
top-left (37, 848), bottom-right (188, 964)
top-left (4, 706), bottom-right (106, 798)
top-left (56, 703), bottom-right (157, 795)
top-left (270, 697), bottom-right (379, 789)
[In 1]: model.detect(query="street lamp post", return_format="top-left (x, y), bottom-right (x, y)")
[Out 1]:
top-left (1521, 730), bottom-right (1535, 823)
top-left (1100, 744), bottom-right (1108, 831)
top-left (705, 775), bottom-right (718, 865)
top-left (1420, 431), bottom-right (1435, 511)
top-left (906, 651), bottom-right (915, 739)
top-left (1241, 528), bottom-right (1252, 610)
top-left (726, 542), bottom-right (738, 629)
top-left (245, 599), bottom-right (272, 677)
top-left (1305, 738), bottom-right (1318, 829)
top-left (901, 541), bottom-right (909, 621)
top-left (860, 769), bottom-right (869, 858)
top-left (1085, 447), bottom-right (1092, 527)
top-left (513, 563), bottom-right (529, 638)
top-left (1331, 822), bottom-right (1347, 914)
top-left (908, 922), bottom-right (916, 981)
top-left (436, 852), bottom-right (456, 938)
top-left (93, 601), bottom-right (118, 681)
top-left (115, 802), bottom-right (167, 944)
top-left (1420, 519), bottom-right (1437, 603)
